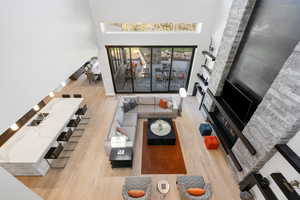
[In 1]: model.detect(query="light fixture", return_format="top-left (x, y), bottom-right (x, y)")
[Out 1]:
top-left (49, 92), bottom-right (55, 97)
top-left (100, 22), bottom-right (105, 32)
top-left (61, 81), bottom-right (66, 87)
top-left (178, 88), bottom-right (187, 115)
top-left (10, 123), bottom-right (19, 131)
top-left (179, 88), bottom-right (187, 98)
top-left (33, 105), bottom-right (40, 111)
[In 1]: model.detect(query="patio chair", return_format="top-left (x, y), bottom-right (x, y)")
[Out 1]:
top-left (122, 176), bottom-right (152, 200)
top-left (176, 176), bottom-right (212, 200)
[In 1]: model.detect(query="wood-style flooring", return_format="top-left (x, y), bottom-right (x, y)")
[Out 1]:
top-left (17, 77), bottom-right (240, 200)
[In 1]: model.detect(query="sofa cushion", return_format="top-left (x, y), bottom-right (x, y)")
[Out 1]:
top-left (138, 105), bottom-right (155, 114)
top-left (138, 96), bottom-right (155, 105)
top-left (186, 188), bottom-right (206, 196)
top-left (155, 105), bottom-right (173, 113)
top-left (128, 190), bottom-right (145, 198)
top-left (123, 113), bottom-right (138, 127)
top-left (108, 121), bottom-right (119, 140)
top-left (127, 106), bottom-right (138, 113)
top-left (122, 126), bottom-right (136, 143)
top-left (115, 106), bottom-right (124, 125)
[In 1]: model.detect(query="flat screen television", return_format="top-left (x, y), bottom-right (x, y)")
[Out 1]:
top-left (222, 80), bottom-right (254, 123)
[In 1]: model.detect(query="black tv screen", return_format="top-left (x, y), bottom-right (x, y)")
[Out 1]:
top-left (228, 0), bottom-right (300, 100)
top-left (222, 80), bottom-right (253, 123)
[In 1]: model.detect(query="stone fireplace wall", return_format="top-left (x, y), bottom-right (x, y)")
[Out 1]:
top-left (231, 42), bottom-right (300, 181)
top-left (203, 0), bottom-right (257, 111)
top-left (202, 0), bottom-right (300, 182)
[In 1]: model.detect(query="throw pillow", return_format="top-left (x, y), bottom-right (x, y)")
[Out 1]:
top-left (186, 188), bottom-right (206, 196)
top-left (122, 98), bottom-right (137, 112)
top-left (129, 99), bottom-right (137, 110)
top-left (116, 127), bottom-right (128, 137)
top-left (122, 101), bottom-right (131, 112)
top-left (116, 127), bottom-right (129, 141)
top-left (159, 99), bottom-right (168, 109)
top-left (127, 190), bottom-right (145, 198)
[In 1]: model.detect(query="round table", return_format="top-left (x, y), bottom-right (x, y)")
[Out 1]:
top-left (150, 120), bottom-right (171, 137)
top-left (157, 180), bottom-right (170, 199)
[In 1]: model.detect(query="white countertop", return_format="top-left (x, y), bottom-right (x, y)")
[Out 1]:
top-left (0, 98), bottom-right (83, 163)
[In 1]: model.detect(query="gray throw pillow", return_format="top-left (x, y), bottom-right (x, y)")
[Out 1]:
top-left (122, 102), bottom-right (131, 112)
top-left (129, 99), bottom-right (137, 109)
top-left (122, 98), bottom-right (137, 112)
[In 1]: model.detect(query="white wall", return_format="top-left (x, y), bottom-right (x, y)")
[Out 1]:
top-left (89, 0), bottom-right (230, 95)
top-left (98, 32), bottom-right (211, 95)
top-left (211, 0), bottom-right (234, 55)
top-left (0, 0), bottom-right (97, 133)
top-left (89, 0), bottom-right (217, 23)
top-left (0, 167), bottom-right (42, 200)
top-left (251, 132), bottom-right (300, 199)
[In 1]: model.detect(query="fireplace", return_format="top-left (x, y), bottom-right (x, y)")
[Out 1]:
top-left (203, 86), bottom-right (257, 172)
top-left (214, 108), bottom-right (238, 149)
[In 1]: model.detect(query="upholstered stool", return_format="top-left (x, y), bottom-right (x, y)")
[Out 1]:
top-left (204, 136), bottom-right (219, 150)
top-left (199, 123), bottom-right (212, 136)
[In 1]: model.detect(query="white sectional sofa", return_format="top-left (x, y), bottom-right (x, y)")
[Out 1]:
top-left (105, 95), bottom-right (180, 155)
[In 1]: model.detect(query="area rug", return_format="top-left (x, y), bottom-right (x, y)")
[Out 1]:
top-left (141, 121), bottom-right (187, 174)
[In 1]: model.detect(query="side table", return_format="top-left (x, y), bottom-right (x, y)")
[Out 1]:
top-left (109, 148), bottom-right (133, 168)
top-left (157, 180), bottom-right (170, 199)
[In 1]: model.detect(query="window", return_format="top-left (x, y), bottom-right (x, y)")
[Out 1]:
top-left (104, 23), bottom-right (201, 32)
top-left (107, 46), bottom-right (196, 93)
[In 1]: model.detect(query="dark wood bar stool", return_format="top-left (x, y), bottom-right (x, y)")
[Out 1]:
top-left (57, 129), bottom-right (73, 142)
top-left (44, 144), bottom-right (64, 168)
top-left (75, 104), bottom-right (89, 123)
top-left (66, 116), bottom-right (81, 128)
top-left (73, 94), bottom-right (82, 98)
top-left (62, 94), bottom-right (71, 98)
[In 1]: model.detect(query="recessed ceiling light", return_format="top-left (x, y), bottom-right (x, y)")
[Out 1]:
top-left (33, 105), bottom-right (40, 111)
top-left (49, 92), bottom-right (55, 97)
top-left (10, 123), bottom-right (19, 131)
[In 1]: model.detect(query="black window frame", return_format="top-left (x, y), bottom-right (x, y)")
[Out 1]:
top-left (106, 45), bottom-right (197, 94)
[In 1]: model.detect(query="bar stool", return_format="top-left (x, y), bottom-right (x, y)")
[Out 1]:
top-left (62, 94), bottom-right (71, 98)
top-left (44, 143), bottom-right (64, 168)
top-left (75, 104), bottom-right (89, 125)
top-left (67, 116), bottom-right (81, 128)
top-left (57, 129), bottom-right (73, 142)
top-left (73, 94), bottom-right (82, 98)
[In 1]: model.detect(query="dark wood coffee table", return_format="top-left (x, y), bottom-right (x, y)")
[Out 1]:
top-left (147, 118), bottom-right (176, 145)
top-left (109, 148), bottom-right (133, 168)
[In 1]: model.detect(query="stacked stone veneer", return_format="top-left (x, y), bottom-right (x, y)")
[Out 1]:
top-left (230, 42), bottom-right (300, 181)
top-left (203, 0), bottom-right (257, 111)
top-left (201, 0), bottom-right (300, 183)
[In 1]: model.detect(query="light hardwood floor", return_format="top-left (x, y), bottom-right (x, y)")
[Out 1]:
top-left (17, 77), bottom-right (240, 200)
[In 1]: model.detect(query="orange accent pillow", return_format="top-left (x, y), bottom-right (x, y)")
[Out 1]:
top-left (186, 188), bottom-right (206, 196)
top-left (159, 99), bottom-right (168, 109)
top-left (128, 190), bottom-right (145, 198)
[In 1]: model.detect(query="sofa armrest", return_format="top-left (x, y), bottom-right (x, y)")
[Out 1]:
top-left (172, 97), bottom-right (179, 111)
top-left (104, 140), bottom-right (112, 156)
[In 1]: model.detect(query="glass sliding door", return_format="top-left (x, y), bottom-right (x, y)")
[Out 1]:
top-left (169, 48), bottom-right (194, 91)
top-left (131, 48), bottom-right (151, 92)
top-left (108, 47), bottom-right (133, 93)
top-left (107, 46), bottom-right (196, 93)
top-left (151, 48), bottom-right (172, 92)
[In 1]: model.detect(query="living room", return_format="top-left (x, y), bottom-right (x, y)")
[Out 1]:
top-left (0, 0), bottom-right (300, 200)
